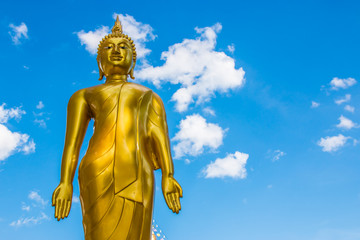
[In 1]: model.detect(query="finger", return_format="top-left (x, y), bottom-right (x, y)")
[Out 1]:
top-left (170, 193), bottom-right (177, 213)
top-left (65, 200), bottom-right (71, 217)
top-left (165, 194), bottom-right (172, 210)
top-left (60, 199), bottom-right (67, 219)
top-left (169, 194), bottom-right (177, 213)
top-left (167, 194), bottom-right (175, 212)
top-left (56, 199), bottom-right (61, 219)
top-left (179, 187), bottom-right (183, 198)
top-left (58, 200), bottom-right (65, 221)
top-left (61, 200), bottom-right (67, 219)
top-left (175, 192), bottom-right (181, 213)
top-left (58, 200), bottom-right (62, 220)
top-left (52, 188), bottom-right (58, 206)
top-left (173, 193), bottom-right (180, 213)
top-left (170, 193), bottom-right (178, 213)
top-left (54, 203), bottom-right (57, 218)
top-left (175, 182), bottom-right (183, 198)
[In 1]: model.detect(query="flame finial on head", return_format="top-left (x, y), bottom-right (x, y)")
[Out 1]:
top-left (112, 15), bottom-right (122, 34)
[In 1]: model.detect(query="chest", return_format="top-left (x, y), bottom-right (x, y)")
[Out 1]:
top-left (86, 84), bottom-right (142, 120)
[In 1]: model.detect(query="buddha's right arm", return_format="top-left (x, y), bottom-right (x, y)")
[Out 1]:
top-left (60, 89), bottom-right (91, 184)
top-left (52, 89), bottom-right (91, 220)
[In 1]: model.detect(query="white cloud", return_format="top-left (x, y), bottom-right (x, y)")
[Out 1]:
top-left (227, 44), bottom-right (235, 53)
top-left (33, 112), bottom-right (44, 117)
top-left (34, 119), bottom-right (46, 128)
top-left (23, 66), bottom-right (29, 70)
top-left (76, 26), bottom-right (110, 55)
top-left (10, 212), bottom-right (49, 227)
top-left (0, 103), bottom-right (26, 123)
top-left (76, 13), bottom-right (155, 60)
top-left (36, 101), bottom-right (44, 110)
top-left (21, 202), bottom-right (30, 211)
top-left (33, 104), bottom-right (50, 128)
top-left (28, 191), bottom-right (47, 207)
top-left (267, 184), bottom-right (273, 189)
top-left (72, 195), bottom-right (80, 203)
top-left (272, 149), bottom-right (286, 162)
top-left (344, 105), bottom-right (355, 113)
top-left (8, 22), bottom-right (28, 45)
top-left (330, 77), bottom-right (357, 90)
top-left (11, 191), bottom-right (49, 227)
top-left (33, 102), bottom-right (49, 128)
top-left (137, 23), bottom-right (245, 112)
top-left (172, 114), bottom-right (226, 159)
top-left (0, 104), bottom-right (34, 161)
top-left (203, 107), bottom-right (216, 116)
top-left (335, 94), bottom-right (351, 105)
top-left (336, 115), bottom-right (358, 130)
top-left (317, 134), bottom-right (350, 152)
top-left (311, 101), bottom-right (320, 108)
top-left (203, 151), bottom-right (248, 179)
top-left (22, 140), bottom-right (35, 154)
top-left (0, 125), bottom-right (34, 161)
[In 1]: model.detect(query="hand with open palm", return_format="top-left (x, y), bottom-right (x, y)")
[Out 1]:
top-left (162, 176), bottom-right (183, 214)
top-left (52, 183), bottom-right (73, 221)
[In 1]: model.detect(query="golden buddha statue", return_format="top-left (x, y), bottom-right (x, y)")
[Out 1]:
top-left (52, 16), bottom-right (183, 240)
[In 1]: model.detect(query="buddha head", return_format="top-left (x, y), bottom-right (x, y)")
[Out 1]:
top-left (97, 16), bottom-right (137, 80)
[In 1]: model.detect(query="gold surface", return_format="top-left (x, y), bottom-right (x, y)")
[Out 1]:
top-left (52, 16), bottom-right (182, 240)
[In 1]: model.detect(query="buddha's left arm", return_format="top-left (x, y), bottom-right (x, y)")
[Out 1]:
top-left (148, 92), bottom-right (183, 214)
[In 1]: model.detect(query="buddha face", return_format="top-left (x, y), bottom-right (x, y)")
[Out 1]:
top-left (98, 37), bottom-right (133, 77)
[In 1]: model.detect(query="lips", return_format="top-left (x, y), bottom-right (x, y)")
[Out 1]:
top-left (110, 56), bottom-right (123, 61)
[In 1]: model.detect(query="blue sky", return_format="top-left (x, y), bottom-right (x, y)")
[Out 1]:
top-left (0, 0), bottom-right (360, 239)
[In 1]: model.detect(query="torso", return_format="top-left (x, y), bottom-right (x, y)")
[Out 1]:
top-left (78, 81), bottom-right (153, 203)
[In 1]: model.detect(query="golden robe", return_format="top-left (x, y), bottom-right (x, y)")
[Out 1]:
top-left (75, 81), bottom-right (168, 240)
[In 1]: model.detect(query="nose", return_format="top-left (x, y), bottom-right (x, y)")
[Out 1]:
top-left (113, 45), bottom-right (121, 53)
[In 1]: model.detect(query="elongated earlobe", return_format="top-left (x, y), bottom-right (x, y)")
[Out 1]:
top-left (97, 57), bottom-right (105, 81)
top-left (98, 72), bottom-right (104, 81)
top-left (129, 60), bottom-right (136, 80)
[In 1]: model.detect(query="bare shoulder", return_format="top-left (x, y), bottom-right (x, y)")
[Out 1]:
top-left (82, 83), bottom-right (107, 96)
top-left (69, 88), bottom-right (87, 103)
top-left (68, 85), bottom-right (101, 105)
top-left (75, 84), bottom-right (111, 103)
